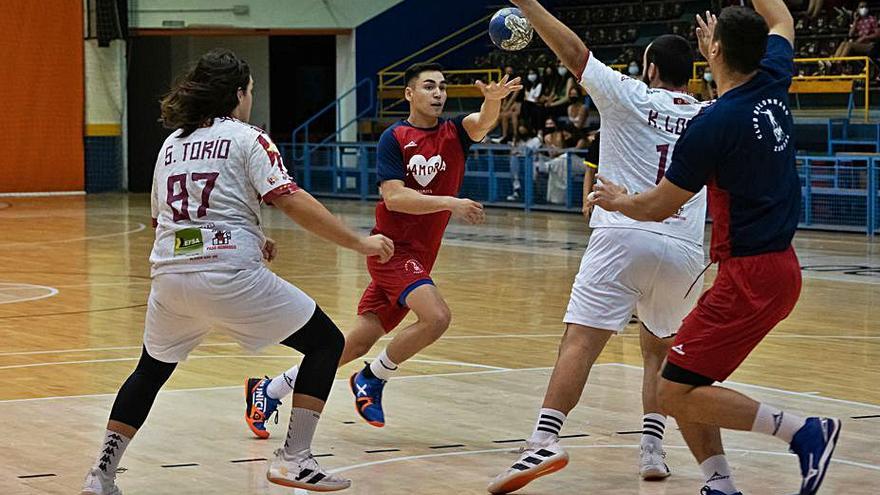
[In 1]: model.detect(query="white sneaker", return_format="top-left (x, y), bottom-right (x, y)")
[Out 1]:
top-left (267, 449), bottom-right (351, 492)
top-left (80, 468), bottom-right (122, 495)
top-left (487, 440), bottom-right (569, 494)
top-left (639, 445), bottom-right (671, 480)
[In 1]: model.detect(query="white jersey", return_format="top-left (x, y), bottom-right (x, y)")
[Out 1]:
top-left (149, 117), bottom-right (296, 276)
top-left (580, 55), bottom-right (708, 245)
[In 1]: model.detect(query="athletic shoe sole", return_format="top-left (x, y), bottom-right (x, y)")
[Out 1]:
top-left (640, 465), bottom-right (671, 481)
top-left (488, 453), bottom-right (569, 494)
top-left (267, 472), bottom-right (351, 492)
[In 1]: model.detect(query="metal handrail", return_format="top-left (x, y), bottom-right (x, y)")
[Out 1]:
top-left (291, 78), bottom-right (374, 161)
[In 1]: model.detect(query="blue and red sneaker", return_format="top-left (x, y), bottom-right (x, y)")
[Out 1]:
top-left (349, 365), bottom-right (386, 428)
top-left (245, 376), bottom-right (281, 439)
top-left (790, 417), bottom-right (842, 495)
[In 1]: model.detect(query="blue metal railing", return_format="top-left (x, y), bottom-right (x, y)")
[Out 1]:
top-left (290, 78), bottom-right (376, 170)
top-left (285, 141), bottom-right (880, 236)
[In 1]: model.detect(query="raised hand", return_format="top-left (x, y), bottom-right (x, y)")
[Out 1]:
top-left (695, 10), bottom-right (717, 60)
top-left (475, 74), bottom-right (524, 101)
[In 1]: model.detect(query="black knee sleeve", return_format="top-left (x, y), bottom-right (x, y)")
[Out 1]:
top-left (280, 305), bottom-right (344, 401)
top-left (109, 347), bottom-right (177, 429)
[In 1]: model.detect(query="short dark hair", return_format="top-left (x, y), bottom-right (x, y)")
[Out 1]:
top-left (404, 62), bottom-right (445, 87)
top-left (160, 49), bottom-right (250, 137)
top-left (645, 34), bottom-right (694, 87)
top-left (714, 6), bottom-right (769, 75)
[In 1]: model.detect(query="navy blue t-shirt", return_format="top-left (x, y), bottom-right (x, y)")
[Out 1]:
top-left (665, 35), bottom-right (800, 261)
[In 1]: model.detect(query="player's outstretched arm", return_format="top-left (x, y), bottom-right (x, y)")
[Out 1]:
top-left (753, 0), bottom-right (795, 45)
top-left (273, 191), bottom-right (394, 262)
top-left (511, 0), bottom-right (590, 77)
top-left (381, 180), bottom-right (485, 225)
top-left (586, 175), bottom-right (695, 223)
top-left (463, 74), bottom-right (523, 142)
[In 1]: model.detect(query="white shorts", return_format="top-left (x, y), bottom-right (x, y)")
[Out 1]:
top-left (564, 227), bottom-right (705, 338)
top-left (144, 266), bottom-right (317, 363)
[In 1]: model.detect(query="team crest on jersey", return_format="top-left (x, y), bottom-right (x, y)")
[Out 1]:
top-left (257, 134), bottom-right (284, 170)
top-left (404, 259), bottom-right (426, 275)
top-left (407, 154), bottom-right (447, 187)
top-left (752, 99), bottom-right (791, 152)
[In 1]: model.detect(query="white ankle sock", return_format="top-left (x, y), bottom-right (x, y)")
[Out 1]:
top-left (751, 403), bottom-right (806, 443)
top-left (700, 454), bottom-right (738, 494)
top-left (369, 349), bottom-right (398, 381)
top-left (284, 407), bottom-right (320, 458)
top-left (528, 408), bottom-right (566, 445)
top-left (93, 430), bottom-right (131, 478)
top-left (640, 413), bottom-right (666, 449)
top-left (267, 365), bottom-right (299, 400)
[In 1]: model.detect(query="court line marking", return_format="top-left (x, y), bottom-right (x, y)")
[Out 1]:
top-left (3, 331), bottom-right (878, 358)
top-left (0, 283), bottom-right (59, 305)
top-left (608, 363), bottom-right (880, 411)
top-left (0, 355), bottom-right (508, 372)
top-left (0, 222), bottom-right (146, 248)
top-left (0, 366), bottom-right (553, 404)
top-left (327, 444), bottom-right (880, 474)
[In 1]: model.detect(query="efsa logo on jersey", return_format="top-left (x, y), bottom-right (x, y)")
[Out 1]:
top-left (407, 154), bottom-right (447, 187)
top-left (753, 99), bottom-right (791, 152)
top-left (257, 134), bottom-right (285, 171)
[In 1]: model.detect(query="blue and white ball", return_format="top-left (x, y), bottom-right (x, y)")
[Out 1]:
top-left (489, 8), bottom-right (534, 51)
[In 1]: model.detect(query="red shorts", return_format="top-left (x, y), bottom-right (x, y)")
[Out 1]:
top-left (665, 246), bottom-right (802, 383)
top-left (357, 251), bottom-right (434, 332)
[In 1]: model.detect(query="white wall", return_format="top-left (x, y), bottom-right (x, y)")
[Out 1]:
top-left (85, 39), bottom-right (126, 129)
top-left (130, 0), bottom-right (403, 29)
top-left (170, 37), bottom-right (271, 131)
top-left (336, 32), bottom-right (357, 142)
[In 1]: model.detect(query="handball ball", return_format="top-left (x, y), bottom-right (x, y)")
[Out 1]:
top-left (489, 8), bottom-right (534, 51)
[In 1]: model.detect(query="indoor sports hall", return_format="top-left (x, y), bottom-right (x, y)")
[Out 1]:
top-left (1, 1), bottom-right (878, 494)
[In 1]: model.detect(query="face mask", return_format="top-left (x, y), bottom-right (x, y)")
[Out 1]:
top-left (557, 67), bottom-right (568, 76)
top-left (860, 7), bottom-right (869, 16)
top-left (703, 72), bottom-right (713, 83)
top-left (628, 64), bottom-right (640, 76)
top-left (528, 74), bottom-right (538, 82)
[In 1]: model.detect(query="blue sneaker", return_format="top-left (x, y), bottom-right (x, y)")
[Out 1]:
top-left (700, 486), bottom-right (742, 495)
top-left (349, 365), bottom-right (386, 427)
top-left (790, 417), bottom-right (842, 495)
top-left (245, 376), bottom-right (281, 439)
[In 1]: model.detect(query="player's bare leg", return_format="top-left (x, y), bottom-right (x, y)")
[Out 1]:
top-left (338, 313), bottom-right (386, 367)
top-left (488, 323), bottom-right (611, 494)
top-left (638, 326), bottom-right (673, 480)
top-left (349, 284), bottom-right (451, 427)
top-left (659, 378), bottom-right (841, 495)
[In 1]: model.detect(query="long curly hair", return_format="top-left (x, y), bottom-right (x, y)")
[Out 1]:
top-left (160, 49), bottom-right (251, 137)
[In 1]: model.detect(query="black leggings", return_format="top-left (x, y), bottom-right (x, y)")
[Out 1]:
top-left (279, 305), bottom-right (344, 402)
top-left (108, 305), bottom-right (343, 430)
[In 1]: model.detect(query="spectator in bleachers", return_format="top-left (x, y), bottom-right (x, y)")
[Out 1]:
top-left (493, 66), bottom-right (523, 143)
top-left (833, 1), bottom-right (880, 57)
top-left (507, 124), bottom-right (544, 201)
top-left (521, 68), bottom-right (544, 132)
top-left (564, 85), bottom-right (589, 129)
top-left (544, 61), bottom-right (576, 121)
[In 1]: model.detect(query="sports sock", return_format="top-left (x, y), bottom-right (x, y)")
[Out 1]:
top-left (368, 348), bottom-right (398, 381)
top-left (284, 407), bottom-right (320, 458)
top-left (700, 454), bottom-right (738, 494)
top-left (751, 403), bottom-right (806, 443)
top-left (640, 413), bottom-right (666, 449)
top-left (267, 365), bottom-right (299, 400)
top-left (528, 408), bottom-right (566, 445)
top-left (92, 430), bottom-right (131, 478)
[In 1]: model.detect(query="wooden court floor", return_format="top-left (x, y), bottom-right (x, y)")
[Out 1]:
top-left (0, 194), bottom-right (878, 494)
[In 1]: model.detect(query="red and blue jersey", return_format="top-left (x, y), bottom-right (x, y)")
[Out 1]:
top-left (665, 35), bottom-right (800, 261)
top-left (373, 116), bottom-right (476, 263)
